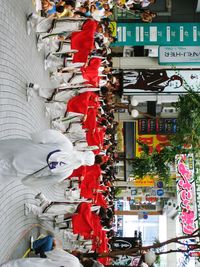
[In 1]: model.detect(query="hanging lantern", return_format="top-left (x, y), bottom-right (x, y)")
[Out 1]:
top-left (131, 109), bottom-right (139, 118)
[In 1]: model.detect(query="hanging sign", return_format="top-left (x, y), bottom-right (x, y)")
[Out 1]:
top-left (114, 23), bottom-right (200, 46)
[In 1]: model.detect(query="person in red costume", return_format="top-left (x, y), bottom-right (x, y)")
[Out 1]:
top-left (80, 57), bottom-right (102, 87)
top-left (68, 165), bottom-right (86, 182)
top-left (71, 19), bottom-right (99, 63)
top-left (66, 91), bottom-right (95, 115)
top-left (80, 161), bottom-right (102, 199)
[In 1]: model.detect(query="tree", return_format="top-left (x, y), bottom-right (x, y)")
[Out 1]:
top-left (172, 87), bottom-right (200, 152)
top-left (129, 141), bottom-right (182, 184)
top-left (82, 229), bottom-right (200, 266)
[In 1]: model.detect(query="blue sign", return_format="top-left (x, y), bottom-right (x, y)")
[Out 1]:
top-left (157, 189), bottom-right (164, 197)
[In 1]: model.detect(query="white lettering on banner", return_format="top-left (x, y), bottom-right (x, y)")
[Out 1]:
top-left (193, 26), bottom-right (197, 41)
top-left (149, 26), bottom-right (157, 42)
top-left (118, 27), bottom-right (122, 42)
top-left (136, 26), bottom-right (140, 42)
top-left (123, 27), bottom-right (127, 42)
top-left (166, 26), bottom-right (171, 42)
top-left (180, 26), bottom-right (184, 42)
top-left (140, 27), bottom-right (144, 42)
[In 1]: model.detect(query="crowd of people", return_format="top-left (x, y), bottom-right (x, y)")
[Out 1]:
top-left (2, 1), bottom-right (119, 266)
top-left (1, 0), bottom-right (158, 266)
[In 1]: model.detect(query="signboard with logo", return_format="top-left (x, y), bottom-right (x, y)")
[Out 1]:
top-left (123, 69), bottom-right (200, 95)
top-left (114, 23), bottom-right (200, 46)
top-left (111, 237), bottom-right (139, 250)
top-left (159, 46), bottom-right (200, 65)
top-left (133, 176), bottom-right (155, 187)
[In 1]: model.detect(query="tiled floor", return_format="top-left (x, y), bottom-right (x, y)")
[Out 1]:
top-left (0, 0), bottom-right (64, 264)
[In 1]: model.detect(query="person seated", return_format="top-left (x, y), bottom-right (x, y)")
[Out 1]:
top-left (31, 235), bottom-right (56, 258)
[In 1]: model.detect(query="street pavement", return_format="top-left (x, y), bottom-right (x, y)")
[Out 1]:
top-left (0, 0), bottom-right (65, 264)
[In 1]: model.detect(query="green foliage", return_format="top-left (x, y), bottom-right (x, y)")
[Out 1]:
top-left (131, 86), bottom-right (200, 183)
top-left (130, 141), bottom-right (179, 184)
top-left (130, 141), bottom-right (188, 184)
top-left (172, 86), bottom-right (200, 151)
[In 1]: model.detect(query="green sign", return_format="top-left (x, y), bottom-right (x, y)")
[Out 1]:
top-left (114, 23), bottom-right (200, 46)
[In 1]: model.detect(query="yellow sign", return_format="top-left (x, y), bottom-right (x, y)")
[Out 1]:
top-left (109, 22), bottom-right (117, 37)
top-left (133, 176), bottom-right (155, 187)
top-left (116, 122), bottom-right (124, 152)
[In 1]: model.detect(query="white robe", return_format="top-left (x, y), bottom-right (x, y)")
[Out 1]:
top-left (1, 248), bottom-right (82, 267)
top-left (0, 129), bottom-right (94, 187)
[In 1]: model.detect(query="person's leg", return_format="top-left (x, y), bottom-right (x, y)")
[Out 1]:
top-left (68, 74), bottom-right (87, 85)
top-left (25, 203), bottom-right (43, 215)
top-left (33, 235), bottom-right (54, 255)
top-left (35, 192), bottom-right (51, 206)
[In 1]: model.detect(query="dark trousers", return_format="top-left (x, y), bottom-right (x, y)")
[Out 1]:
top-left (33, 235), bottom-right (53, 258)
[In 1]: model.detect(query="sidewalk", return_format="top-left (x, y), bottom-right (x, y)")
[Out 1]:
top-left (0, 0), bottom-right (64, 264)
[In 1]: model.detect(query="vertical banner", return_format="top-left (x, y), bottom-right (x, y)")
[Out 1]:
top-left (123, 69), bottom-right (200, 95)
top-left (175, 154), bottom-right (198, 235)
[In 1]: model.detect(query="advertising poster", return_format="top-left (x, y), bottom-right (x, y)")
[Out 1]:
top-left (123, 69), bottom-right (200, 95)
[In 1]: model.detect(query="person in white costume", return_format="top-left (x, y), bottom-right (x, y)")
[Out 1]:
top-left (25, 192), bottom-right (90, 220)
top-left (27, 13), bottom-right (84, 36)
top-left (1, 248), bottom-right (105, 267)
top-left (0, 129), bottom-right (95, 187)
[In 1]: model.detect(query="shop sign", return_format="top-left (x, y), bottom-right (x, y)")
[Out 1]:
top-left (138, 118), bottom-right (177, 135)
top-left (114, 23), bottom-right (200, 46)
top-left (133, 176), bottom-right (155, 187)
top-left (159, 46), bottom-right (200, 65)
top-left (111, 237), bottom-right (138, 250)
top-left (176, 154), bottom-right (197, 235)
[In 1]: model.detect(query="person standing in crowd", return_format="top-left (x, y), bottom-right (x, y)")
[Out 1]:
top-left (0, 129), bottom-right (95, 187)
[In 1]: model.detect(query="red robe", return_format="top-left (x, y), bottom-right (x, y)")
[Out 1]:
top-left (71, 20), bottom-right (98, 63)
top-left (80, 165), bottom-right (101, 199)
top-left (82, 108), bottom-right (97, 130)
top-left (81, 58), bottom-right (101, 87)
top-left (67, 91), bottom-right (91, 114)
top-left (72, 202), bottom-right (93, 237)
top-left (68, 166), bottom-right (86, 180)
